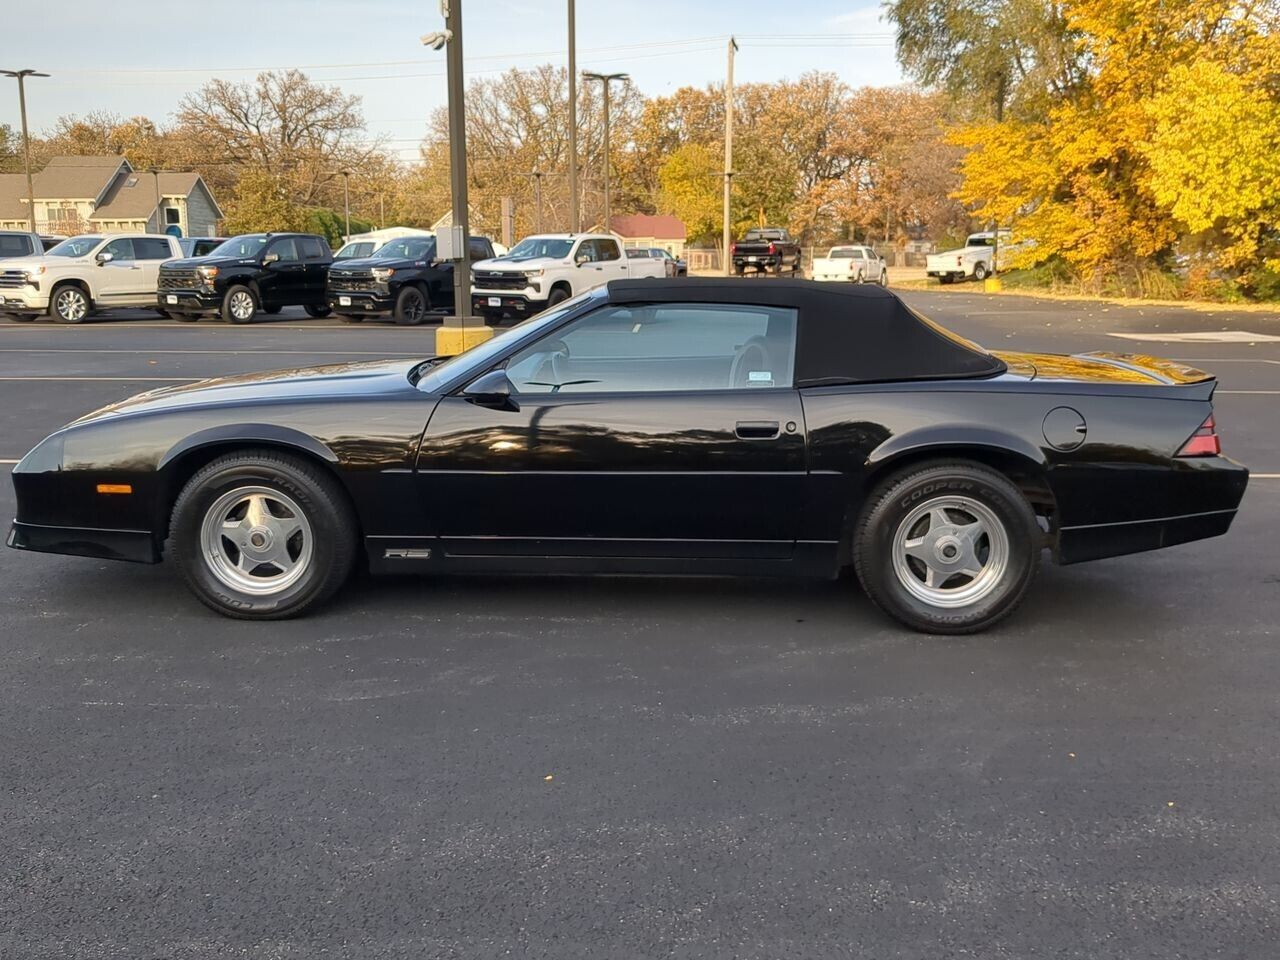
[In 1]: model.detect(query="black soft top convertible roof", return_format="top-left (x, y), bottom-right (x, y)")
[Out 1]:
top-left (605, 278), bottom-right (1005, 386)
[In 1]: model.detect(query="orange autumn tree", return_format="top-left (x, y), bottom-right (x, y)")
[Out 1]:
top-left (950, 0), bottom-right (1280, 292)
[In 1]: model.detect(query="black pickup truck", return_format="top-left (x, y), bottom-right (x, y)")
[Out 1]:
top-left (730, 227), bottom-right (802, 276)
top-left (327, 234), bottom-right (496, 324)
top-left (157, 233), bottom-right (333, 323)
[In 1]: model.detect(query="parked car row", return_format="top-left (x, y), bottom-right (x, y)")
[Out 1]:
top-left (0, 229), bottom-right (687, 325)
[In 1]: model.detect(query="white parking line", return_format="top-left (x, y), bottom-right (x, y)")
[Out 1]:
top-left (0, 376), bottom-right (199, 382)
top-left (1217, 390), bottom-right (1280, 395)
top-left (0, 348), bottom-right (419, 356)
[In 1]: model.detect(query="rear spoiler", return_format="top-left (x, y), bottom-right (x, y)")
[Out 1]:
top-left (1078, 351), bottom-right (1217, 400)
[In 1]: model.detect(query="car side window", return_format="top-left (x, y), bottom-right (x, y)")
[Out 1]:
top-left (574, 240), bottom-right (596, 263)
top-left (596, 239), bottom-right (621, 261)
top-left (300, 237), bottom-right (329, 260)
top-left (102, 238), bottom-right (135, 261)
top-left (504, 302), bottom-right (798, 395)
top-left (468, 239), bottom-right (491, 261)
top-left (133, 238), bottom-right (173, 260)
top-left (269, 238), bottom-right (299, 262)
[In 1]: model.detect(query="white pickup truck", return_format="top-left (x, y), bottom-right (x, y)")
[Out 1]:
top-left (811, 245), bottom-right (888, 285)
top-left (925, 231), bottom-right (1010, 284)
top-left (471, 233), bottom-right (664, 321)
top-left (0, 233), bottom-right (181, 323)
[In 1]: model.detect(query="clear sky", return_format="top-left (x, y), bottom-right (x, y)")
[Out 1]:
top-left (0, 0), bottom-right (902, 166)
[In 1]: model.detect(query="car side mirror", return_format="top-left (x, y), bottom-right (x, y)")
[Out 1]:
top-left (96, 252), bottom-right (113, 264)
top-left (263, 252), bottom-right (280, 264)
top-left (463, 369), bottom-right (518, 410)
top-left (575, 254), bottom-right (590, 266)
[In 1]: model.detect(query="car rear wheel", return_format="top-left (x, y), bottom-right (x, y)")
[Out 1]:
top-left (879, 269), bottom-right (888, 286)
top-left (974, 262), bottom-right (989, 281)
top-left (853, 462), bottom-right (1040, 634)
top-left (170, 450), bottom-right (358, 619)
top-left (5, 312), bottom-right (36, 323)
top-left (50, 285), bottom-right (91, 323)
top-left (394, 285), bottom-right (429, 325)
top-left (222, 285), bottom-right (257, 323)
top-left (304, 304), bottom-right (332, 318)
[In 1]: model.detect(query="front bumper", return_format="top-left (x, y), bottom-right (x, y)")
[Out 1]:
top-left (328, 290), bottom-right (394, 315)
top-left (0, 287), bottom-right (48, 312)
top-left (472, 291), bottom-right (545, 316)
top-left (158, 289), bottom-right (221, 313)
top-left (8, 520), bottom-right (159, 563)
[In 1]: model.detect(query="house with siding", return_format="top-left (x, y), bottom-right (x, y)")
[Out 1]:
top-left (0, 156), bottom-right (222, 237)
top-left (605, 214), bottom-right (687, 258)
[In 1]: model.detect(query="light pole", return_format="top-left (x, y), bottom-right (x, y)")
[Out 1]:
top-left (423, 0), bottom-right (476, 331)
top-left (340, 170), bottom-right (351, 239)
top-left (582, 71), bottom-right (627, 233)
top-left (532, 169), bottom-right (544, 233)
top-left (722, 37), bottom-right (737, 276)
top-left (567, 0), bottom-right (579, 232)
top-left (2, 69), bottom-right (49, 234)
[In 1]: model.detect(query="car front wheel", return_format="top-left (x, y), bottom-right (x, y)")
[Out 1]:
top-left (394, 285), bottom-right (429, 325)
top-left (50, 285), bottom-right (91, 323)
top-left (170, 450), bottom-right (358, 619)
top-left (853, 462), bottom-right (1040, 634)
top-left (222, 285), bottom-right (257, 323)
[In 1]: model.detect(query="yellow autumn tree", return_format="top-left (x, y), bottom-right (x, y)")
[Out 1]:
top-left (951, 0), bottom-right (1280, 291)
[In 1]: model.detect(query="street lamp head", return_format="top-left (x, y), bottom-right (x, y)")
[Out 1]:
top-left (1, 69), bottom-right (50, 78)
top-left (420, 30), bottom-right (452, 51)
top-left (582, 71), bottom-right (629, 84)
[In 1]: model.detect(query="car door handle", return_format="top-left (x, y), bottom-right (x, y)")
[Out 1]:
top-left (735, 420), bottom-right (780, 440)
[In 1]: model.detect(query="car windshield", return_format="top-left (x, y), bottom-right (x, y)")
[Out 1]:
top-left (336, 242), bottom-right (375, 259)
top-left (209, 236), bottom-right (270, 258)
top-left (46, 236), bottom-right (102, 257)
top-left (415, 289), bottom-right (601, 392)
top-left (829, 248), bottom-right (859, 258)
top-left (373, 238), bottom-right (435, 260)
top-left (506, 237), bottom-right (574, 259)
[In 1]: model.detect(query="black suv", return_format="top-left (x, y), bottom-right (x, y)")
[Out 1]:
top-left (327, 234), bottom-right (495, 324)
top-left (157, 233), bottom-right (333, 323)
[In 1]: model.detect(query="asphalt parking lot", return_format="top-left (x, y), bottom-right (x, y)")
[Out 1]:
top-left (2, 292), bottom-right (1278, 958)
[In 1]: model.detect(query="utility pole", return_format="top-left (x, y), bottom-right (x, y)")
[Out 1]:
top-left (582, 72), bottom-right (627, 233)
top-left (567, 0), bottom-right (579, 232)
top-left (2, 69), bottom-right (49, 234)
top-left (533, 170), bottom-right (544, 232)
top-left (379, 193), bottom-right (385, 229)
top-left (340, 170), bottom-right (351, 239)
top-left (722, 37), bottom-right (737, 276)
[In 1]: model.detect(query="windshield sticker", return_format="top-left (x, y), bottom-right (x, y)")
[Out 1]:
top-left (749, 371), bottom-right (773, 383)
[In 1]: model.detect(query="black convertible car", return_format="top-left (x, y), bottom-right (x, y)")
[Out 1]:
top-left (7, 280), bottom-right (1248, 633)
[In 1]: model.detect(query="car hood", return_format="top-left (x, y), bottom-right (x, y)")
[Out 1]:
top-left (330, 256), bottom-right (426, 271)
top-left (69, 358), bottom-right (426, 425)
top-left (161, 255), bottom-right (250, 270)
top-left (5, 254), bottom-right (91, 271)
top-left (474, 255), bottom-right (560, 271)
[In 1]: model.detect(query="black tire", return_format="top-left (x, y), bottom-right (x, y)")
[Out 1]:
top-left (336, 313), bottom-right (363, 324)
top-left (973, 262), bottom-right (989, 282)
top-left (304, 303), bottom-right (332, 319)
top-left (50, 284), bottom-right (91, 323)
top-left (173, 312), bottom-right (199, 323)
top-left (939, 275), bottom-right (955, 285)
top-left (879, 269), bottom-right (888, 286)
top-left (262, 305), bottom-right (282, 315)
top-left (546, 286), bottom-right (570, 307)
top-left (156, 309), bottom-right (171, 319)
top-left (4, 312), bottom-right (36, 323)
top-left (852, 461), bottom-right (1040, 635)
top-left (170, 449), bottom-right (359, 620)
top-left (222, 285), bottom-right (257, 324)
top-left (393, 285), bottom-right (429, 325)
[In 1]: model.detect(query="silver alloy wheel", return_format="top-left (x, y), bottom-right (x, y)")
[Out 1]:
top-left (55, 288), bottom-right (88, 322)
top-left (199, 485), bottom-right (313, 596)
top-left (891, 495), bottom-right (1009, 608)
top-left (228, 290), bottom-right (255, 321)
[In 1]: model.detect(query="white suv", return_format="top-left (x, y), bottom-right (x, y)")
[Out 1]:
top-left (0, 233), bottom-right (180, 323)
top-left (471, 233), bottom-right (664, 321)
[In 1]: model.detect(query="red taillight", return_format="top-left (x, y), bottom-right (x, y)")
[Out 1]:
top-left (1177, 414), bottom-right (1221, 457)
top-left (768, 242), bottom-right (776, 255)
top-left (730, 243), bottom-right (737, 254)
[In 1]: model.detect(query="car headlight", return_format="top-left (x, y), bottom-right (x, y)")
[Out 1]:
top-left (372, 267), bottom-right (396, 281)
top-left (523, 268), bottom-right (543, 278)
top-left (24, 265), bottom-right (45, 281)
top-left (197, 265), bottom-right (219, 279)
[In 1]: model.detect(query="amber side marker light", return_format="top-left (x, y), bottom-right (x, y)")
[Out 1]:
top-left (96, 483), bottom-right (133, 495)
top-left (1177, 415), bottom-right (1221, 457)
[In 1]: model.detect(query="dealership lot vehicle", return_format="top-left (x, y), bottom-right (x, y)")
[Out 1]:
top-left (175, 236), bottom-right (228, 259)
top-left (157, 233), bottom-right (333, 323)
top-left (472, 233), bottom-right (645, 321)
top-left (7, 279), bottom-right (1247, 632)
top-left (328, 234), bottom-right (495, 324)
top-left (649, 246), bottom-right (687, 276)
top-left (0, 233), bottom-right (180, 322)
top-left (732, 227), bottom-right (802, 276)
top-left (926, 230), bottom-right (1010, 283)
top-left (812, 245), bottom-right (888, 285)
top-left (0, 230), bottom-right (59, 260)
